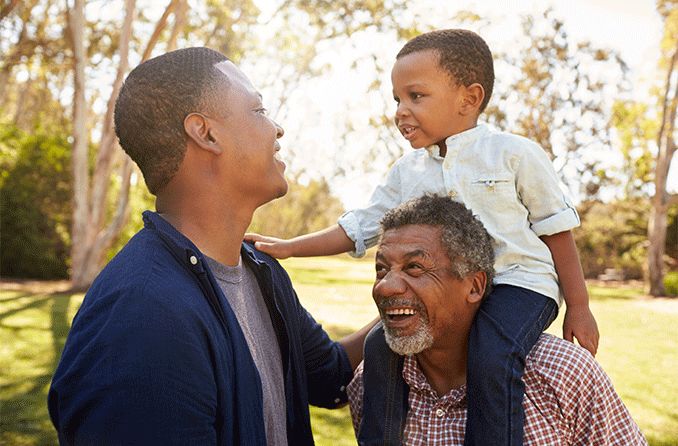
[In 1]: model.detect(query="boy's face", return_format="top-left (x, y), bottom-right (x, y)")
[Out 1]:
top-left (391, 49), bottom-right (475, 152)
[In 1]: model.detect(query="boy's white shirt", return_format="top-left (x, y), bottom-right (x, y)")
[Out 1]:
top-left (338, 123), bottom-right (579, 305)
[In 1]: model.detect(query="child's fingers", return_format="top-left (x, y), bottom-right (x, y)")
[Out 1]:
top-left (244, 233), bottom-right (262, 242)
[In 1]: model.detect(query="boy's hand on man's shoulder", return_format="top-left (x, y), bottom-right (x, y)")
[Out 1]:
top-left (562, 304), bottom-right (600, 357)
top-left (244, 233), bottom-right (293, 259)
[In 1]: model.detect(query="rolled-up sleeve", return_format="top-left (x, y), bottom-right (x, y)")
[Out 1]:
top-left (338, 163), bottom-right (402, 257)
top-left (516, 144), bottom-right (580, 236)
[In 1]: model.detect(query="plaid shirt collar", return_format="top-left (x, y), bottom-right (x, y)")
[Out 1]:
top-left (402, 355), bottom-right (467, 409)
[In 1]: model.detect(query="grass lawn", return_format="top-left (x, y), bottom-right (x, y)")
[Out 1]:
top-left (1, 255), bottom-right (677, 445)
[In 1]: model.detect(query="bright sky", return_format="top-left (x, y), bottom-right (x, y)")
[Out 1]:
top-left (251, 0), bottom-right (669, 208)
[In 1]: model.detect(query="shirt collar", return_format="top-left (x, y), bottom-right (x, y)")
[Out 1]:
top-left (424, 123), bottom-right (489, 160)
top-left (402, 355), bottom-right (467, 408)
top-left (141, 210), bottom-right (265, 270)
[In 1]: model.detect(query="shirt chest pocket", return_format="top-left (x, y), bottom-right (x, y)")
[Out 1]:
top-left (468, 174), bottom-right (517, 212)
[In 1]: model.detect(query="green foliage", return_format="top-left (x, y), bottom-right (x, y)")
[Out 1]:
top-left (249, 177), bottom-right (344, 238)
top-left (664, 271), bottom-right (678, 296)
top-left (575, 199), bottom-right (649, 279)
top-left (611, 100), bottom-right (658, 196)
top-left (0, 124), bottom-right (72, 279)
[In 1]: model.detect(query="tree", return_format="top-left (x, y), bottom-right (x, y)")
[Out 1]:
top-left (66, 0), bottom-right (137, 289)
top-left (0, 125), bottom-right (72, 279)
top-left (647, 1), bottom-right (678, 296)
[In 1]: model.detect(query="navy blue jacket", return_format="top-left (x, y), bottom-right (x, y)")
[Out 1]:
top-left (48, 211), bottom-right (353, 445)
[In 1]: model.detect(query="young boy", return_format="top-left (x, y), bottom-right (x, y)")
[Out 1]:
top-left (247, 29), bottom-right (599, 445)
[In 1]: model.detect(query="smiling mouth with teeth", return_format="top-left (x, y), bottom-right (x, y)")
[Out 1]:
top-left (401, 126), bottom-right (416, 139)
top-left (384, 307), bottom-right (417, 321)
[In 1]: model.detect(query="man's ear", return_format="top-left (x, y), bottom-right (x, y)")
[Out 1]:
top-left (184, 113), bottom-right (222, 155)
top-left (467, 271), bottom-right (487, 304)
top-left (460, 83), bottom-right (485, 116)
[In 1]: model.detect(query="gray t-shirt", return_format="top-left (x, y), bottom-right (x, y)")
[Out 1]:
top-left (205, 256), bottom-right (287, 446)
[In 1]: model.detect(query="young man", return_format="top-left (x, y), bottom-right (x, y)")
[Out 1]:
top-left (48, 47), bottom-right (373, 446)
top-left (348, 194), bottom-right (646, 445)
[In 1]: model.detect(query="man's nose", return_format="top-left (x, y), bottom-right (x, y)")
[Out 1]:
top-left (274, 121), bottom-right (284, 138)
top-left (374, 270), bottom-right (408, 297)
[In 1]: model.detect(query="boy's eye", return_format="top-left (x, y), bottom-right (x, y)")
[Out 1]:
top-left (393, 96), bottom-right (400, 104)
top-left (410, 92), bottom-right (423, 100)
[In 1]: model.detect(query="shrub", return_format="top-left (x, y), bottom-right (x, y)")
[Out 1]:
top-left (665, 271), bottom-right (678, 296)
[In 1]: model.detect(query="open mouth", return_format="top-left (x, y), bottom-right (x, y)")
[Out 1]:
top-left (383, 307), bottom-right (418, 327)
top-left (400, 126), bottom-right (417, 140)
top-left (273, 152), bottom-right (286, 170)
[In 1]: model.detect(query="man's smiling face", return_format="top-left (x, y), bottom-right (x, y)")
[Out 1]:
top-left (373, 224), bottom-right (475, 355)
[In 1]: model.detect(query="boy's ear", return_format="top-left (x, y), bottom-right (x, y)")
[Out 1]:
top-left (466, 271), bottom-right (487, 304)
top-left (184, 113), bottom-right (222, 155)
top-left (460, 83), bottom-right (485, 115)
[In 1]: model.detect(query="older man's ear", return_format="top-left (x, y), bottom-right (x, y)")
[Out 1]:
top-left (467, 271), bottom-right (487, 304)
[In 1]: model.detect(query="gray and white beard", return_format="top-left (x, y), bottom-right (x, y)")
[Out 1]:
top-left (378, 296), bottom-right (434, 355)
top-left (384, 323), bottom-right (434, 356)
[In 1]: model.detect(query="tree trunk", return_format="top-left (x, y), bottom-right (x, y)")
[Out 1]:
top-left (647, 44), bottom-right (678, 297)
top-left (67, 0), bottom-right (90, 290)
top-left (69, 0), bottom-right (136, 290)
top-left (68, 0), bottom-right (181, 290)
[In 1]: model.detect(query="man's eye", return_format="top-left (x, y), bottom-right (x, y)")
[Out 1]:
top-left (410, 93), bottom-right (423, 100)
top-left (256, 108), bottom-right (268, 115)
top-left (375, 264), bottom-right (387, 278)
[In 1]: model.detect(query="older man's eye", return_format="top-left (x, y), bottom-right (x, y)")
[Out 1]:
top-left (375, 264), bottom-right (387, 279)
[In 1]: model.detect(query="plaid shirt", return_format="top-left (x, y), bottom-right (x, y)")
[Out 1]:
top-left (348, 334), bottom-right (647, 445)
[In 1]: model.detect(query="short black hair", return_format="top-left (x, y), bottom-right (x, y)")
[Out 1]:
top-left (380, 194), bottom-right (495, 296)
top-left (397, 29), bottom-right (494, 113)
top-left (114, 47), bottom-right (229, 194)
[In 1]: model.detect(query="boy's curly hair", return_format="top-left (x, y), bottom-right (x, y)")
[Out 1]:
top-left (397, 29), bottom-right (494, 113)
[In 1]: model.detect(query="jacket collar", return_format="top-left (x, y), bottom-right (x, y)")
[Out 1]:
top-left (142, 210), bottom-right (266, 271)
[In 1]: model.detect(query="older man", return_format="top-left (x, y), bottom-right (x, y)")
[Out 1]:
top-left (348, 194), bottom-right (647, 445)
top-left (48, 47), bottom-right (374, 445)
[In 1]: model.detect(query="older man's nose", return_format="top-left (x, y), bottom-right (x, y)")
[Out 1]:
top-left (374, 270), bottom-right (408, 297)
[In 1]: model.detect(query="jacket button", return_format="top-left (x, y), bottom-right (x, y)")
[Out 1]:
top-left (334, 398), bottom-right (341, 404)
top-left (189, 255), bottom-right (198, 265)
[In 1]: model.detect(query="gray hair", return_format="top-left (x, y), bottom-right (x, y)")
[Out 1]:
top-left (380, 194), bottom-right (495, 296)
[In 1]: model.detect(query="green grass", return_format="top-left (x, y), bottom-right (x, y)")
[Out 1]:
top-left (1, 257), bottom-right (677, 445)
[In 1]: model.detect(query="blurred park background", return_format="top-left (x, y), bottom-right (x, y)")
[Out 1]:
top-left (1, 0), bottom-right (677, 444)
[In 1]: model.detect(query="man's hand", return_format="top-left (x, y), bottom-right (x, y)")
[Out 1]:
top-left (563, 304), bottom-right (599, 356)
top-left (244, 233), bottom-right (293, 259)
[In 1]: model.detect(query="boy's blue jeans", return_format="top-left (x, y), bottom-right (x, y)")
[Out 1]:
top-left (464, 284), bottom-right (559, 446)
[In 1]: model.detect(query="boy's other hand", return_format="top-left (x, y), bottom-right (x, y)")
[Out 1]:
top-left (244, 233), bottom-right (293, 259)
top-left (563, 305), bottom-right (599, 357)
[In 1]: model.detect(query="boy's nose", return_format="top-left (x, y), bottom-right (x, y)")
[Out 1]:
top-left (395, 102), bottom-right (410, 120)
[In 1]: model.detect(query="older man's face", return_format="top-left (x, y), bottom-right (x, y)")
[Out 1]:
top-left (373, 224), bottom-right (476, 355)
